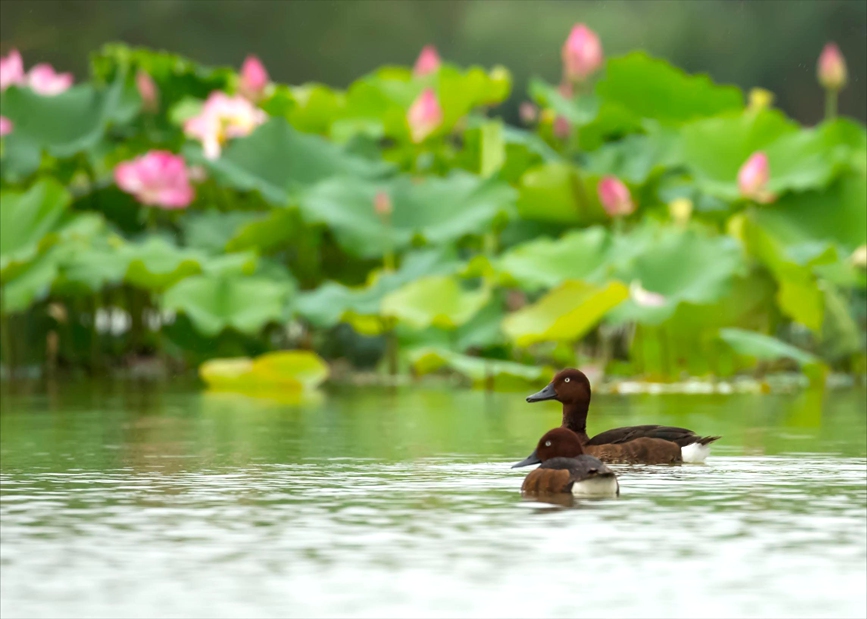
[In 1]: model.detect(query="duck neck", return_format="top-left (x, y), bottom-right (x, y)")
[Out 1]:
top-left (561, 401), bottom-right (590, 444)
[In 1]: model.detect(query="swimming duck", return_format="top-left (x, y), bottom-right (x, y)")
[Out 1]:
top-left (512, 428), bottom-right (619, 497)
top-left (526, 369), bottom-right (720, 464)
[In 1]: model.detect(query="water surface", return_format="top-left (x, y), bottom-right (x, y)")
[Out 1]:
top-left (2, 383), bottom-right (866, 618)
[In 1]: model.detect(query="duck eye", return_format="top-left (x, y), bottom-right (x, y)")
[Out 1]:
top-left (564, 377), bottom-right (571, 383)
top-left (588, 468), bottom-right (597, 475)
top-left (545, 440), bottom-right (552, 447)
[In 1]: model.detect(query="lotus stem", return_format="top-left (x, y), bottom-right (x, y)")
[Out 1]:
top-left (825, 89), bottom-right (838, 121)
top-left (0, 309), bottom-right (13, 381)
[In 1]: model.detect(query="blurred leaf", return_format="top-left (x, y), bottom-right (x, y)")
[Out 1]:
top-left (200, 350), bottom-right (329, 391)
top-left (719, 328), bottom-right (823, 370)
top-left (1, 246), bottom-right (61, 313)
top-left (122, 237), bottom-right (203, 292)
top-left (584, 127), bottom-right (681, 185)
top-left (225, 210), bottom-right (298, 253)
top-left (163, 274), bottom-right (288, 336)
top-left (381, 275), bottom-right (490, 330)
top-left (410, 347), bottom-right (551, 387)
top-left (182, 211), bottom-right (262, 253)
top-left (479, 120), bottom-right (505, 178)
top-left (516, 162), bottom-right (606, 224)
top-left (496, 226), bottom-right (610, 291)
top-left (299, 172), bottom-right (516, 258)
top-left (502, 280), bottom-right (628, 347)
top-left (528, 78), bottom-right (599, 125)
top-left (0, 178), bottom-right (71, 276)
top-left (198, 118), bottom-right (393, 205)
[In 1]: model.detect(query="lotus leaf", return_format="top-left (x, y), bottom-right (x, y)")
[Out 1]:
top-left (199, 350), bottom-right (329, 391)
top-left (516, 162), bottom-right (607, 224)
top-left (381, 275), bottom-right (490, 330)
top-left (410, 347), bottom-right (552, 387)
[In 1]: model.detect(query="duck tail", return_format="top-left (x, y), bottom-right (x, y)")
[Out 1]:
top-left (697, 435), bottom-right (722, 446)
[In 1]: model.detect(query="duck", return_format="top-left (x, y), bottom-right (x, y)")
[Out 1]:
top-left (512, 428), bottom-right (619, 497)
top-left (525, 368), bottom-right (720, 464)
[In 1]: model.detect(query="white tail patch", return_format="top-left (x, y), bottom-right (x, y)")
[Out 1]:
top-left (572, 475), bottom-right (620, 497)
top-left (681, 442), bottom-right (711, 463)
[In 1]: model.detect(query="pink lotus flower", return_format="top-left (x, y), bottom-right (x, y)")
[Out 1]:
top-left (407, 88), bottom-right (442, 143)
top-left (114, 151), bottom-right (195, 209)
top-left (630, 281), bottom-right (667, 308)
top-left (413, 45), bottom-right (441, 77)
top-left (0, 116), bottom-right (12, 136)
top-left (374, 191), bottom-right (393, 217)
top-left (0, 49), bottom-right (25, 91)
top-left (136, 70), bottom-right (159, 113)
top-left (817, 43), bottom-right (847, 91)
top-left (239, 55), bottom-right (269, 100)
top-left (27, 63), bottom-right (73, 96)
top-left (519, 102), bottom-right (538, 125)
top-left (598, 176), bottom-right (634, 217)
top-left (738, 151), bottom-right (774, 203)
top-left (552, 115), bottom-right (571, 139)
top-left (184, 91), bottom-right (268, 159)
top-left (562, 24), bottom-right (603, 83)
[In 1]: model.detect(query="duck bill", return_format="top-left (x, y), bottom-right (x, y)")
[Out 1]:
top-left (511, 450), bottom-right (542, 468)
top-left (526, 382), bottom-right (557, 403)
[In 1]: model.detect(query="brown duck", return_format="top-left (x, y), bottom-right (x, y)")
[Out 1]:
top-left (526, 369), bottom-right (721, 464)
top-left (512, 428), bottom-right (619, 497)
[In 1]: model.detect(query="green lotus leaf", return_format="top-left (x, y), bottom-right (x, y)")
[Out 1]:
top-left (163, 274), bottom-right (289, 336)
top-left (121, 237), bottom-right (204, 293)
top-left (502, 280), bottom-right (629, 347)
top-left (199, 350), bottom-right (329, 392)
top-left (410, 347), bottom-right (552, 389)
top-left (381, 275), bottom-right (490, 330)
top-left (516, 162), bottom-right (607, 224)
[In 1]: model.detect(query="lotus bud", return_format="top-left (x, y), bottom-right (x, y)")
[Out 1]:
top-left (374, 191), bottom-right (393, 217)
top-left (407, 88), bottom-right (442, 143)
top-left (552, 115), bottom-right (570, 140)
top-left (136, 70), bottom-right (159, 113)
top-left (0, 115), bottom-right (12, 137)
top-left (747, 88), bottom-right (774, 113)
top-left (0, 49), bottom-right (25, 91)
top-left (598, 176), bottom-right (634, 217)
top-left (114, 150), bottom-right (195, 209)
top-left (239, 55), bottom-right (269, 100)
top-left (738, 151), bottom-right (774, 203)
top-left (817, 43), bottom-right (847, 92)
top-left (413, 45), bottom-right (441, 77)
top-left (519, 102), bottom-right (538, 125)
top-left (27, 63), bottom-right (73, 96)
top-left (561, 24), bottom-right (603, 83)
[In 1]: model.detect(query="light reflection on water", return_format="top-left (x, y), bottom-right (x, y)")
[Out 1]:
top-left (1, 386), bottom-right (866, 618)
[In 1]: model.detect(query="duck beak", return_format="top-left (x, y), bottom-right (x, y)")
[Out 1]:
top-left (526, 382), bottom-right (557, 403)
top-left (512, 450), bottom-right (542, 469)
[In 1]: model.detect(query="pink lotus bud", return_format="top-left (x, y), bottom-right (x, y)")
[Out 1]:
top-left (413, 45), bottom-right (441, 77)
top-left (114, 150), bottom-right (195, 209)
top-left (597, 176), bottom-right (634, 217)
top-left (407, 88), bottom-right (443, 143)
top-left (519, 102), bottom-right (538, 125)
top-left (0, 116), bottom-right (12, 137)
top-left (239, 55), bottom-right (269, 100)
top-left (136, 70), bottom-right (159, 113)
top-left (737, 151), bottom-right (774, 203)
top-left (552, 115), bottom-right (570, 140)
top-left (817, 43), bottom-right (847, 91)
top-left (630, 281), bottom-right (666, 308)
top-left (561, 24), bottom-right (603, 82)
top-left (184, 91), bottom-right (268, 159)
top-left (0, 49), bottom-right (25, 91)
top-left (27, 63), bottom-right (73, 96)
top-left (374, 191), bottom-right (393, 217)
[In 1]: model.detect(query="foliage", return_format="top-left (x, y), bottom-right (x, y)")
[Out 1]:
top-left (1, 42), bottom-right (865, 386)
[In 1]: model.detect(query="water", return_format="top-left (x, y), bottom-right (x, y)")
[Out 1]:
top-left (2, 383), bottom-right (866, 618)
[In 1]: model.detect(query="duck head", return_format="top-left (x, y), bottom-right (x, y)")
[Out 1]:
top-left (512, 427), bottom-right (585, 468)
top-left (525, 368), bottom-right (591, 405)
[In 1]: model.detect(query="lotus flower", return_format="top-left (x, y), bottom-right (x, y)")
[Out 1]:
top-left (519, 102), bottom-right (538, 125)
top-left (598, 176), bottom-right (634, 217)
top-left (27, 63), bottom-right (73, 96)
top-left (630, 281), bottom-right (667, 308)
top-left (184, 92), bottom-right (268, 159)
top-left (0, 116), bottom-right (12, 136)
top-left (239, 55), bottom-right (269, 100)
top-left (114, 151), bottom-right (195, 209)
top-left (552, 115), bottom-right (571, 140)
top-left (0, 49), bottom-right (25, 91)
top-left (413, 45), bottom-right (441, 77)
top-left (738, 151), bottom-right (774, 203)
top-left (562, 24), bottom-right (603, 82)
top-left (374, 191), bottom-right (393, 217)
top-left (407, 88), bottom-right (442, 143)
top-left (136, 70), bottom-right (159, 113)
top-left (818, 43), bottom-right (847, 92)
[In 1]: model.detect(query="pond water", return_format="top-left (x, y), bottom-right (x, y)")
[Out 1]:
top-left (1, 382), bottom-right (866, 618)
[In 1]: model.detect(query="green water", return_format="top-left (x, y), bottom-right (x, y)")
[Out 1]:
top-left (1, 383), bottom-right (866, 618)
